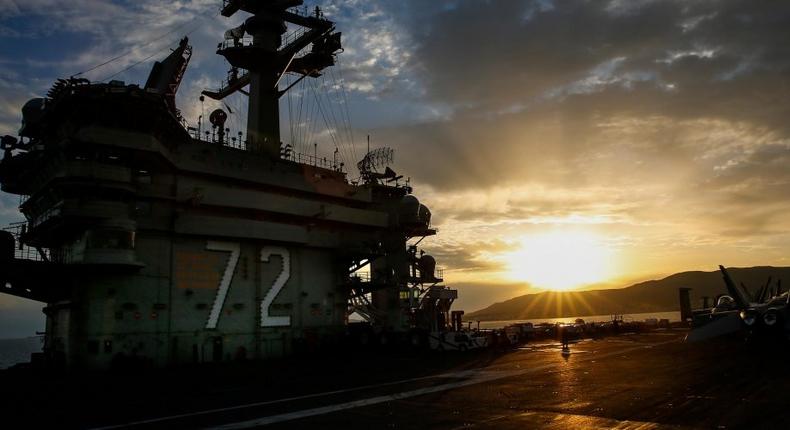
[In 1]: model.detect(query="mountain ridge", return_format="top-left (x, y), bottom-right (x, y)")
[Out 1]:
top-left (465, 266), bottom-right (790, 321)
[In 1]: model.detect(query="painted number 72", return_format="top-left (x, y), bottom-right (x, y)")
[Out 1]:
top-left (205, 242), bottom-right (291, 329)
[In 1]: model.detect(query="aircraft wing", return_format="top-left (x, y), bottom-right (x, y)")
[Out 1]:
top-left (686, 311), bottom-right (742, 342)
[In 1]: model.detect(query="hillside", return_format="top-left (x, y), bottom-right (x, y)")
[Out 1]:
top-left (465, 266), bottom-right (790, 321)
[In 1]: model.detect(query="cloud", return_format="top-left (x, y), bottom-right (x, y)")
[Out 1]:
top-left (0, 0), bottom-right (230, 82)
top-left (1, 0), bottom-right (790, 316)
top-left (319, 0), bottom-right (419, 100)
top-left (0, 72), bottom-right (38, 134)
top-left (423, 237), bottom-right (517, 275)
top-left (389, 0), bottom-right (790, 123)
top-left (347, 1), bottom-right (790, 276)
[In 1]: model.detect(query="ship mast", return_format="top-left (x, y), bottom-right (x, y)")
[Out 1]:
top-left (204, 0), bottom-right (342, 158)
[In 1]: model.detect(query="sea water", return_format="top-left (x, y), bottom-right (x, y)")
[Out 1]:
top-left (475, 311), bottom-right (681, 329)
top-left (0, 337), bottom-right (43, 369)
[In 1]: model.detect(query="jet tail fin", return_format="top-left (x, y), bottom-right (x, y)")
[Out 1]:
top-left (757, 277), bottom-right (772, 303)
top-left (720, 265), bottom-right (749, 308)
top-left (678, 288), bottom-right (693, 323)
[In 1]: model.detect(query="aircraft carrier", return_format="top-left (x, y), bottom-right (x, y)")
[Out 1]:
top-left (0, 0), bottom-right (459, 370)
top-left (3, 3), bottom-right (790, 428)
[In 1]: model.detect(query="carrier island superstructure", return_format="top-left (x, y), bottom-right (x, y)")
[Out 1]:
top-left (0, 0), bottom-right (460, 369)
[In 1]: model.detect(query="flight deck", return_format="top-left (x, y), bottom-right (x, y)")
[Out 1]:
top-left (2, 329), bottom-right (787, 429)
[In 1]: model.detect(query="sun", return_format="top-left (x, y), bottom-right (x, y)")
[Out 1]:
top-left (500, 231), bottom-right (615, 291)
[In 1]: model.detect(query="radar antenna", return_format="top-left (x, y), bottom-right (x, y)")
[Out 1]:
top-left (357, 147), bottom-right (393, 174)
top-left (358, 147), bottom-right (401, 184)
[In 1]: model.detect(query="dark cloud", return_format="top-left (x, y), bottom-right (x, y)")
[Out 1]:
top-left (425, 238), bottom-right (516, 273)
top-left (387, 0), bottom-right (790, 122)
top-left (406, 0), bottom-right (684, 108)
top-left (343, 0), bottom-right (790, 250)
top-left (366, 0), bottom-right (790, 191)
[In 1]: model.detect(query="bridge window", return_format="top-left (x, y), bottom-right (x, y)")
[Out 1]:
top-left (86, 229), bottom-right (135, 250)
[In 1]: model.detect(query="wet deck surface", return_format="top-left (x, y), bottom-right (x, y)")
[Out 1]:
top-left (3, 330), bottom-right (790, 429)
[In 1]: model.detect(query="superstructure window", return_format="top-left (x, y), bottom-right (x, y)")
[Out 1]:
top-left (86, 229), bottom-right (135, 250)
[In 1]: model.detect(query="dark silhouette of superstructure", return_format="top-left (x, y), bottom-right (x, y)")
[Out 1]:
top-left (0, 0), bottom-right (457, 369)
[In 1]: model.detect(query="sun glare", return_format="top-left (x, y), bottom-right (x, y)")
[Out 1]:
top-left (501, 231), bottom-right (615, 291)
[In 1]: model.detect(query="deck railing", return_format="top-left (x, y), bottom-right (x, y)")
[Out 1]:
top-left (188, 132), bottom-right (345, 172)
top-left (2, 222), bottom-right (49, 262)
top-left (283, 151), bottom-right (343, 171)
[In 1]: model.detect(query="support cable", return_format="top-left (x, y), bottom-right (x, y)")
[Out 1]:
top-left (318, 73), bottom-right (350, 167)
top-left (336, 57), bottom-right (358, 164)
top-left (98, 12), bottom-right (214, 82)
top-left (74, 6), bottom-right (220, 79)
top-left (329, 65), bottom-right (355, 165)
top-left (309, 78), bottom-right (341, 164)
top-left (323, 73), bottom-right (351, 166)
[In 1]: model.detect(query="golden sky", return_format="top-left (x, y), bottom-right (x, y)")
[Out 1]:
top-left (1, 1), bottom-right (790, 333)
top-left (368, 1), bottom-right (790, 311)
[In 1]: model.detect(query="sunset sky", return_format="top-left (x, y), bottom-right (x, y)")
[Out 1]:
top-left (1, 0), bottom-right (790, 337)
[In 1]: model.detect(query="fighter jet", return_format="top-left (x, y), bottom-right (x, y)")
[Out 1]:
top-left (682, 265), bottom-right (788, 342)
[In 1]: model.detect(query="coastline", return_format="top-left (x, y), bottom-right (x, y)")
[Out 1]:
top-left (473, 310), bottom-right (681, 329)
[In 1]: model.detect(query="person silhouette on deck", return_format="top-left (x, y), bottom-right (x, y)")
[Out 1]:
top-left (559, 324), bottom-right (570, 350)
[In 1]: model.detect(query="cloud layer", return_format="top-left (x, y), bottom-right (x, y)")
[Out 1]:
top-left (1, 0), bottom-right (789, 319)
